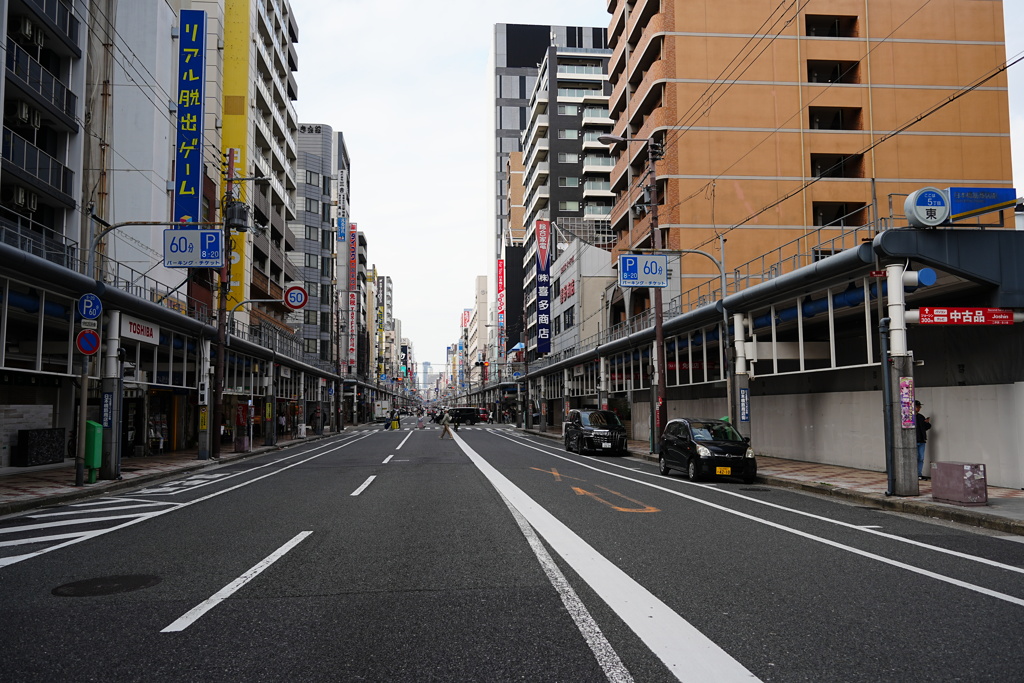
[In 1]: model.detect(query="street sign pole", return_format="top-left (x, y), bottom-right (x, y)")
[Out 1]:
top-left (74, 295), bottom-right (103, 487)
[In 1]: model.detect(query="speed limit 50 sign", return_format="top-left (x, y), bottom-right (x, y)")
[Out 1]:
top-left (284, 285), bottom-right (308, 310)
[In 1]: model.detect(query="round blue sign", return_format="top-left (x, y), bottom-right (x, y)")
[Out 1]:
top-left (78, 294), bottom-right (103, 320)
top-left (905, 187), bottom-right (950, 228)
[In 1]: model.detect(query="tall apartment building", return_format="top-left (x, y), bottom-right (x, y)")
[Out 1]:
top-left (605, 0), bottom-right (1012, 323)
top-left (222, 0), bottom-right (300, 330)
top-left (1, 0), bottom-right (86, 262)
top-left (291, 123), bottom-right (336, 366)
top-left (520, 42), bottom-right (614, 360)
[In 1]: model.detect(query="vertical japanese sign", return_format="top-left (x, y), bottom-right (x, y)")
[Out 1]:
top-left (535, 220), bottom-right (552, 355)
top-left (173, 10), bottom-right (206, 223)
top-left (337, 215), bottom-right (347, 243)
top-left (496, 259), bottom-right (506, 361)
top-left (347, 223), bottom-right (358, 367)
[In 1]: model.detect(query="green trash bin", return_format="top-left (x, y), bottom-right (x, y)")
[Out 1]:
top-left (85, 420), bottom-right (102, 484)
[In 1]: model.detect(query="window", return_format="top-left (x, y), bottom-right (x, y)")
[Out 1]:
top-left (305, 198), bottom-right (320, 213)
top-left (564, 306), bottom-right (575, 328)
top-left (810, 153), bottom-right (863, 178)
top-left (305, 339), bottom-right (318, 354)
top-left (805, 15), bottom-right (858, 37)
top-left (305, 282), bottom-right (318, 297)
top-left (304, 253), bottom-right (318, 268)
top-left (557, 105), bottom-right (578, 116)
top-left (558, 177), bottom-right (580, 187)
top-left (558, 129), bottom-right (579, 140)
top-left (323, 176), bottom-right (331, 195)
top-left (322, 203), bottom-right (331, 223)
top-left (807, 60), bottom-right (859, 84)
top-left (321, 230), bottom-right (333, 250)
top-left (558, 201), bottom-right (580, 212)
top-left (321, 283), bottom-right (332, 301)
top-left (304, 310), bottom-right (318, 324)
top-left (306, 171), bottom-right (320, 186)
top-left (305, 226), bottom-right (319, 240)
top-left (321, 256), bottom-right (333, 277)
top-left (557, 153), bottom-right (578, 164)
top-left (809, 106), bottom-right (862, 130)
top-left (553, 316), bottom-right (562, 336)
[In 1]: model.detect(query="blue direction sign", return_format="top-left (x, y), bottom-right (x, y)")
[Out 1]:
top-left (947, 187), bottom-right (1017, 222)
top-left (618, 254), bottom-right (669, 288)
top-left (76, 329), bottom-right (101, 356)
top-left (78, 294), bottom-right (102, 321)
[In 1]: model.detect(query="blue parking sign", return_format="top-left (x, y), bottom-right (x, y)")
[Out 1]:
top-left (78, 294), bottom-right (102, 320)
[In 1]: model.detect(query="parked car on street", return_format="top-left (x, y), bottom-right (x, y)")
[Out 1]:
top-left (563, 409), bottom-right (628, 455)
top-left (658, 418), bottom-right (756, 484)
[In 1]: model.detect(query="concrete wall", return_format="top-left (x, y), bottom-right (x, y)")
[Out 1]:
top-left (0, 406), bottom-right (56, 468)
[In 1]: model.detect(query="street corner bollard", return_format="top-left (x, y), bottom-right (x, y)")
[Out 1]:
top-left (84, 420), bottom-right (103, 484)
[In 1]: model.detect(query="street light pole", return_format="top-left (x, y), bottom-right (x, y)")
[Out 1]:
top-left (599, 134), bottom-right (667, 446)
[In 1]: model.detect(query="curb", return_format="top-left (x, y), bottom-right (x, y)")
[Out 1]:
top-left (521, 428), bottom-right (1024, 537)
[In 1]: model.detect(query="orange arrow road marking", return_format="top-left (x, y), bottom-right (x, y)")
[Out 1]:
top-left (530, 467), bottom-right (587, 483)
top-left (571, 484), bottom-right (660, 513)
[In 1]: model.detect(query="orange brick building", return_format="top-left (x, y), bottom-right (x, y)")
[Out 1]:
top-left (605, 0), bottom-right (1012, 321)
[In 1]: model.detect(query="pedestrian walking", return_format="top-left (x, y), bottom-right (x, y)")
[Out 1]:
top-left (915, 400), bottom-right (932, 479)
top-left (439, 409), bottom-right (454, 440)
top-left (417, 411), bottom-right (425, 429)
top-left (488, 410), bottom-right (494, 424)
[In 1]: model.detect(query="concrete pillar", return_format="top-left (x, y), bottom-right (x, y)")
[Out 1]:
top-left (100, 310), bottom-right (121, 480)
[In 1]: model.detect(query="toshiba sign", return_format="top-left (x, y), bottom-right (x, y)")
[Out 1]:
top-left (121, 314), bottom-right (161, 344)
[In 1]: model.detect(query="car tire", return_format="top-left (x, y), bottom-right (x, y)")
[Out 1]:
top-left (564, 435), bottom-right (572, 452)
top-left (659, 455), bottom-right (670, 476)
top-left (687, 458), bottom-right (702, 482)
top-left (576, 436), bottom-right (586, 454)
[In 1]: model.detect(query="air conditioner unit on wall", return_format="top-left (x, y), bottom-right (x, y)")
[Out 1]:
top-left (33, 27), bottom-right (44, 48)
top-left (13, 187), bottom-right (27, 207)
top-left (16, 101), bottom-right (30, 123)
top-left (26, 192), bottom-right (38, 212)
top-left (30, 110), bottom-right (41, 129)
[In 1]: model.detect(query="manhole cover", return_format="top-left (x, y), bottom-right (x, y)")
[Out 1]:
top-left (740, 487), bottom-right (771, 492)
top-left (52, 575), bottom-right (161, 597)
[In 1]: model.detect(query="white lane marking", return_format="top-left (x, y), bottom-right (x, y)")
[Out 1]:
top-left (0, 513), bottom-right (159, 534)
top-left (162, 531), bottom-right (312, 632)
top-left (454, 433), bottom-right (758, 682)
top-left (0, 433), bottom-right (372, 569)
top-left (382, 454), bottom-right (394, 464)
top-left (501, 433), bottom-right (1024, 577)
top-left (498, 491), bottom-right (634, 683)
top-left (351, 476), bottom-right (376, 496)
top-left (396, 431), bottom-right (413, 450)
top-left (496, 434), bottom-right (1024, 607)
top-left (28, 502), bottom-right (172, 517)
top-left (858, 525), bottom-right (884, 529)
top-left (0, 531), bottom-right (90, 547)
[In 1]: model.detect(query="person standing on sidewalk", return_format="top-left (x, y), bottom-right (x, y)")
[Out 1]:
top-left (439, 409), bottom-right (454, 440)
top-left (915, 400), bottom-right (932, 480)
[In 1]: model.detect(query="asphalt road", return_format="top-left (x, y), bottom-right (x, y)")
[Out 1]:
top-left (1, 419), bottom-right (1022, 682)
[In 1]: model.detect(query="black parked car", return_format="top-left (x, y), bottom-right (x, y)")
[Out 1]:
top-left (564, 409), bottom-right (628, 455)
top-left (658, 418), bottom-right (756, 484)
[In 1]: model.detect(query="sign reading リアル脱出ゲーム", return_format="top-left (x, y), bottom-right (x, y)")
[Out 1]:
top-left (173, 9), bottom-right (206, 224)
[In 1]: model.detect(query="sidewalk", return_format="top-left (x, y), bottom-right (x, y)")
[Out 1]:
top-left (3, 427), bottom-right (1023, 536)
top-left (524, 429), bottom-right (1024, 536)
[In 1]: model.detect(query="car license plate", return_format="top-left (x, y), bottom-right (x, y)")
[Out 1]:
top-left (602, 443), bottom-right (611, 449)
top-left (716, 467), bottom-right (731, 475)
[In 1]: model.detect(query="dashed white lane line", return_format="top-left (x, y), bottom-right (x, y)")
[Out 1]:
top-left (382, 454), bottom-right (394, 464)
top-left (351, 476), bottom-right (376, 496)
top-left (162, 531), bottom-right (312, 632)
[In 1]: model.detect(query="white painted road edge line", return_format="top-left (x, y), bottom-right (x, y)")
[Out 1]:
top-left (382, 454), bottom-right (394, 464)
top-left (162, 531), bottom-right (312, 633)
top-left (453, 433), bottom-right (759, 683)
top-left (497, 434), bottom-right (1024, 608)
top-left (351, 476), bottom-right (376, 496)
top-left (0, 433), bottom-right (373, 570)
top-left (497, 491), bottom-right (634, 683)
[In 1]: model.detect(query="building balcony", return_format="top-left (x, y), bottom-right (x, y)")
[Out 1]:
top-left (523, 160), bottom-right (549, 195)
top-left (582, 154), bottom-right (614, 175)
top-left (24, 0), bottom-right (81, 56)
top-left (1, 127), bottom-right (74, 204)
top-left (5, 39), bottom-right (77, 129)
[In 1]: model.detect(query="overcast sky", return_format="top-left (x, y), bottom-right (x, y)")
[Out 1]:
top-left (289, 1), bottom-right (1024, 370)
